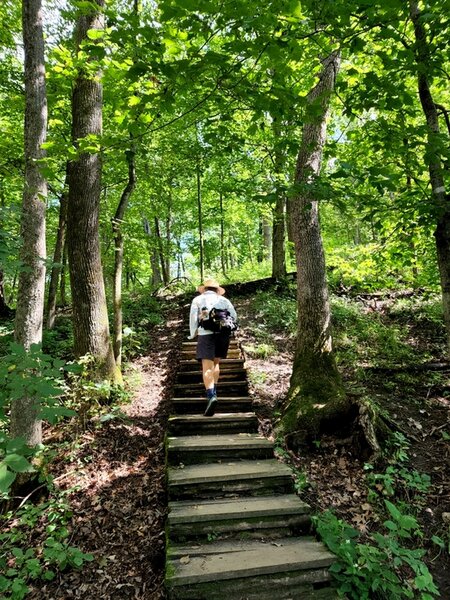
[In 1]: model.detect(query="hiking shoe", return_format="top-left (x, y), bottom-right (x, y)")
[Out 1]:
top-left (204, 394), bottom-right (217, 417)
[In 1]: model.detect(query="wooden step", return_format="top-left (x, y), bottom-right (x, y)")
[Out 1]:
top-left (169, 413), bottom-right (258, 435)
top-left (180, 359), bottom-right (245, 372)
top-left (168, 433), bottom-right (273, 464)
top-left (167, 494), bottom-right (311, 541)
top-left (172, 397), bottom-right (252, 415)
top-left (166, 537), bottom-right (336, 599)
top-left (180, 348), bottom-right (242, 357)
top-left (168, 459), bottom-right (294, 500)
top-left (177, 369), bottom-right (246, 384)
top-left (182, 340), bottom-right (240, 349)
top-left (173, 381), bottom-right (248, 398)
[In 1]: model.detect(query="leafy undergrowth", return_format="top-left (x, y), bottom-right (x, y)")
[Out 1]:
top-left (237, 284), bottom-right (450, 599)
top-left (0, 292), bottom-right (185, 600)
top-left (2, 282), bottom-right (450, 599)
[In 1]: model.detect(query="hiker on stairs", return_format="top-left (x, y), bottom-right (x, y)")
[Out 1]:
top-left (188, 278), bottom-right (237, 417)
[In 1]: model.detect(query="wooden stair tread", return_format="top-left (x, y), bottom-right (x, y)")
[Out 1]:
top-left (167, 537), bottom-right (334, 585)
top-left (168, 433), bottom-right (272, 450)
top-left (168, 494), bottom-right (310, 524)
top-left (169, 413), bottom-right (256, 424)
top-left (169, 459), bottom-right (292, 485)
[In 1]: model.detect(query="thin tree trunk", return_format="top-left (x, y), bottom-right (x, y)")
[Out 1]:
top-left (166, 191), bottom-right (172, 281)
top-left (11, 0), bottom-right (48, 446)
top-left (281, 51), bottom-right (348, 444)
top-left (220, 191), bottom-right (226, 276)
top-left (0, 189), bottom-right (12, 317)
top-left (60, 241), bottom-right (67, 306)
top-left (66, 0), bottom-right (118, 381)
top-left (46, 172), bottom-right (68, 329)
top-left (112, 144), bottom-right (136, 366)
top-left (197, 159), bottom-right (204, 282)
top-left (143, 218), bottom-right (162, 286)
top-left (272, 119), bottom-right (287, 278)
top-left (410, 0), bottom-right (450, 354)
top-left (155, 217), bottom-right (169, 284)
top-left (263, 218), bottom-right (272, 262)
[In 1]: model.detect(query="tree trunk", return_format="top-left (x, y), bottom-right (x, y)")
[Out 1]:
top-left (272, 194), bottom-right (286, 278)
top-left (0, 270), bottom-right (12, 317)
top-left (272, 120), bottom-right (287, 279)
top-left (280, 51), bottom-right (349, 445)
top-left (66, 0), bottom-right (119, 382)
top-left (60, 241), bottom-right (67, 306)
top-left (263, 218), bottom-right (272, 262)
top-left (155, 217), bottom-right (169, 284)
top-left (143, 218), bottom-right (162, 286)
top-left (165, 191), bottom-right (172, 281)
top-left (46, 173), bottom-right (68, 329)
top-left (410, 0), bottom-right (450, 354)
top-left (220, 191), bottom-right (227, 276)
top-left (11, 0), bottom-right (47, 446)
top-left (196, 159), bottom-right (204, 282)
top-left (112, 145), bottom-right (136, 366)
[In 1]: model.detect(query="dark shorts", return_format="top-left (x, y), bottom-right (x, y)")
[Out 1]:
top-left (196, 332), bottom-right (231, 361)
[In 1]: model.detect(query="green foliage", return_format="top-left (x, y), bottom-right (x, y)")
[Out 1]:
top-left (332, 297), bottom-right (417, 368)
top-left (0, 490), bottom-right (94, 599)
top-left (246, 288), bottom-right (297, 341)
top-left (365, 433), bottom-right (431, 508)
top-left (0, 344), bottom-right (76, 495)
top-left (315, 508), bottom-right (439, 600)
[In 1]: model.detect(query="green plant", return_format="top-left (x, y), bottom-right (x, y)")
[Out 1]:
top-left (315, 504), bottom-right (439, 599)
top-left (0, 343), bottom-right (76, 495)
top-left (244, 343), bottom-right (276, 359)
top-left (0, 490), bottom-right (94, 599)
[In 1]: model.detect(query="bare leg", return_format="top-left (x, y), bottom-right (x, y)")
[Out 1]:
top-left (202, 359), bottom-right (215, 391)
top-left (213, 358), bottom-right (220, 386)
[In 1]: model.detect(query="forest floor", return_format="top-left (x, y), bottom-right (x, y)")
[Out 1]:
top-left (27, 288), bottom-right (450, 599)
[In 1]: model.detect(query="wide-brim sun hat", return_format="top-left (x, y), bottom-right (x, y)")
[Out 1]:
top-left (197, 278), bottom-right (225, 295)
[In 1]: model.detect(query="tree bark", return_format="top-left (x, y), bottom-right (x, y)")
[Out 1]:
top-left (409, 0), bottom-right (450, 355)
top-left (220, 191), bottom-right (227, 276)
top-left (11, 0), bottom-right (47, 446)
top-left (112, 145), bottom-right (136, 366)
top-left (280, 51), bottom-right (349, 444)
top-left (66, 0), bottom-right (119, 382)
top-left (272, 120), bottom-right (287, 278)
top-left (155, 217), bottom-right (169, 284)
top-left (196, 160), bottom-right (204, 282)
top-left (46, 171), bottom-right (68, 329)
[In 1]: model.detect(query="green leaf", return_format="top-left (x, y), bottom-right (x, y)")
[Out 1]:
top-left (0, 465), bottom-right (15, 493)
top-left (3, 454), bottom-right (34, 473)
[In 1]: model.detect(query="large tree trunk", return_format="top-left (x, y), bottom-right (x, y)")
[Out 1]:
top-left (280, 51), bottom-right (349, 445)
top-left (11, 0), bottom-right (47, 446)
top-left (66, 0), bottom-right (119, 382)
top-left (46, 172), bottom-right (68, 329)
top-left (409, 0), bottom-right (450, 354)
top-left (112, 145), bottom-right (136, 366)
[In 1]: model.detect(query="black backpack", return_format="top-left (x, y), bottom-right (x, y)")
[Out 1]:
top-left (199, 306), bottom-right (238, 333)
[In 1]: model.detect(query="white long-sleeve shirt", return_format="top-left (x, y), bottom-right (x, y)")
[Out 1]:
top-left (189, 290), bottom-right (237, 339)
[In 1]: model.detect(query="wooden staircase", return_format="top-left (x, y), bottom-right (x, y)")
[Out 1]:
top-left (165, 335), bottom-right (337, 599)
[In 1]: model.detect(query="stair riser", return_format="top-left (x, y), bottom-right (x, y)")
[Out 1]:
top-left (180, 352), bottom-right (242, 360)
top-left (169, 514), bottom-right (311, 542)
top-left (169, 421), bottom-right (258, 436)
top-left (169, 477), bottom-right (294, 500)
top-left (173, 383), bottom-right (249, 398)
top-left (171, 400), bottom-right (253, 415)
top-left (180, 361), bottom-right (244, 372)
top-left (167, 568), bottom-right (335, 600)
top-left (168, 447), bottom-right (273, 465)
top-left (177, 371), bottom-right (246, 384)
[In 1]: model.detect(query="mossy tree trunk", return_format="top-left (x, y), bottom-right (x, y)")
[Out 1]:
top-left (280, 51), bottom-right (351, 444)
top-left (66, 0), bottom-right (119, 382)
top-left (11, 0), bottom-right (47, 446)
